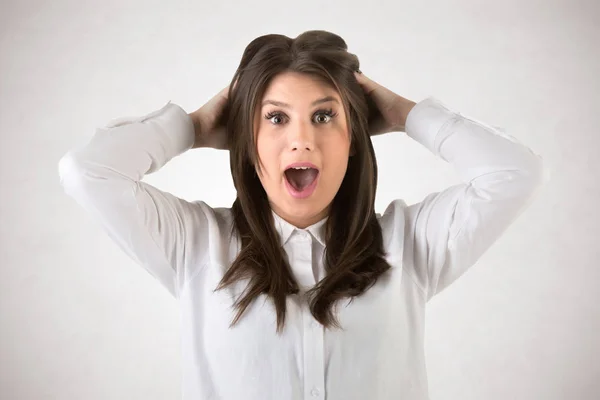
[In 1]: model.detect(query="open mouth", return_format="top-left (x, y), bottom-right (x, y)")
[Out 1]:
top-left (284, 166), bottom-right (320, 198)
top-left (285, 167), bottom-right (319, 190)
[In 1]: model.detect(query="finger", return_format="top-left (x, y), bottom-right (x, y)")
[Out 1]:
top-left (354, 71), bottom-right (367, 88)
top-left (221, 78), bottom-right (239, 100)
top-left (354, 71), bottom-right (377, 94)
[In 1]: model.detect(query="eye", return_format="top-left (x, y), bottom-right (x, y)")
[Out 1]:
top-left (263, 108), bottom-right (338, 126)
top-left (313, 108), bottom-right (337, 124)
top-left (264, 112), bottom-right (286, 125)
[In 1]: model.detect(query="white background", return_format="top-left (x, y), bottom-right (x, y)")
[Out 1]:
top-left (1, 0), bottom-right (598, 398)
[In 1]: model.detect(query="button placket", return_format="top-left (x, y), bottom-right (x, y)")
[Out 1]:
top-left (289, 231), bottom-right (316, 289)
top-left (303, 308), bottom-right (325, 399)
top-left (291, 229), bottom-right (325, 399)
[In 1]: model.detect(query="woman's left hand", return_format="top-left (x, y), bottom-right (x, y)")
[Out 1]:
top-left (354, 71), bottom-right (417, 136)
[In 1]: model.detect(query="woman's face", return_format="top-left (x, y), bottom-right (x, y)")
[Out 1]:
top-left (254, 71), bottom-right (351, 229)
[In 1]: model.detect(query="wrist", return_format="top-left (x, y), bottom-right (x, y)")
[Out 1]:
top-left (188, 113), bottom-right (206, 148)
top-left (188, 112), bottom-right (200, 133)
top-left (396, 98), bottom-right (417, 131)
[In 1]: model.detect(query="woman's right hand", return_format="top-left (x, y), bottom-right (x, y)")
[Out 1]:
top-left (189, 83), bottom-right (232, 150)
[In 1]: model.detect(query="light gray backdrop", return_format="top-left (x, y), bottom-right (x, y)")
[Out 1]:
top-left (1, 0), bottom-right (598, 399)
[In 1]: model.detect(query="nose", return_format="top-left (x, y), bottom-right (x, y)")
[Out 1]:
top-left (289, 120), bottom-right (315, 152)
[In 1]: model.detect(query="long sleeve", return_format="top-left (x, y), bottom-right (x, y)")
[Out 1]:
top-left (398, 96), bottom-right (548, 302)
top-left (58, 101), bottom-right (202, 298)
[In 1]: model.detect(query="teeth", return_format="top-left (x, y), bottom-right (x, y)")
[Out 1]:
top-left (293, 167), bottom-right (310, 170)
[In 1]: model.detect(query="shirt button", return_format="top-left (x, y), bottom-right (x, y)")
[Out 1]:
top-left (311, 388), bottom-right (320, 396)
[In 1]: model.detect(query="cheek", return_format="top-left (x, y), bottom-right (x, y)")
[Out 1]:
top-left (255, 135), bottom-right (282, 181)
top-left (322, 133), bottom-right (351, 178)
top-left (326, 131), bottom-right (351, 156)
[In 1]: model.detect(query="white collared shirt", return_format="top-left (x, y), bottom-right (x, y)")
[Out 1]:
top-left (58, 96), bottom-right (548, 400)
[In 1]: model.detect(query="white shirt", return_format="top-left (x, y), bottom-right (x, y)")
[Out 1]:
top-left (58, 96), bottom-right (548, 400)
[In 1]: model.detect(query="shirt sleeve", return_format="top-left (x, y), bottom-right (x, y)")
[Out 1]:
top-left (58, 101), bottom-right (204, 298)
top-left (399, 96), bottom-right (549, 302)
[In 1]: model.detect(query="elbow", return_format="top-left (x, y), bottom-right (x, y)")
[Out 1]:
top-left (526, 153), bottom-right (550, 189)
top-left (517, 154), bottom-right (549, 202)
top-left (58, 151), bottom-right (94, 192)
top-left (480, 154), bottom-right (549, 203)
top-left (58, 152), bottom-right (80, 185)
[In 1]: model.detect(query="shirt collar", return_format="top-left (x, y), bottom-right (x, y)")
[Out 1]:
top-left (271, 210), bottom-right (327, 247)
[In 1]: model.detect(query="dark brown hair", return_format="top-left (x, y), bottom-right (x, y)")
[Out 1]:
top-left (215, 30), bottom-right (392, 333)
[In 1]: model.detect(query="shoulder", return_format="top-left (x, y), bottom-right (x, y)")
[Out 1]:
top-left (178, 200), bottom-right (238, 264)
top-left (376, 199), bottom-right (410, 258)
top-left (186, 200), bottom-right (235, 236)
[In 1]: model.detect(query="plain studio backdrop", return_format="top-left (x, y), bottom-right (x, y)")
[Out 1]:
top-left (1, 0), bottom-right (598, 399)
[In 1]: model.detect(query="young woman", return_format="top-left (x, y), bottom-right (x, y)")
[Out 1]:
top-left (58, 30), bottom-right (546, 400)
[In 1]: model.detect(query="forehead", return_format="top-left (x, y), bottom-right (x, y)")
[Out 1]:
top-left (262, 71), bottom-right (339, 101)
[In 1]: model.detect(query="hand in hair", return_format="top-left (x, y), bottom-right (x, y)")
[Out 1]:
top-left (354, 71), bottom-right (416, 136)
top-left (188, 83), bottom-right (234, 150)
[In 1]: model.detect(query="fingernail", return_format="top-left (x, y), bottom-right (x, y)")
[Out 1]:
top-left (356, 69), bottom-right (362, 74)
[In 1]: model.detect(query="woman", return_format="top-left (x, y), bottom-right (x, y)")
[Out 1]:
top-left (58, 30), bottom-right (546, 400)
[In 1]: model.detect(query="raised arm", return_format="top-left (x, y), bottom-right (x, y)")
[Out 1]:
top-left (58, 101), bottom-right (206, 298)
top-left (400, 97), bottom-right (547, 302)
top-left (354, 71), bottom-right (547, 301)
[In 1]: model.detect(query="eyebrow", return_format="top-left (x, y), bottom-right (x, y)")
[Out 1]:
top-left (261, 96), bottom-right (339, 108)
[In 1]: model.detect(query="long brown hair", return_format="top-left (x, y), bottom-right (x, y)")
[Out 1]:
top-left (215, 30), bottom-right (392, 333)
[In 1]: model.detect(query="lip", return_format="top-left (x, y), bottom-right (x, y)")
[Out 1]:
top-left (284, 162), bottom-right (319, 171)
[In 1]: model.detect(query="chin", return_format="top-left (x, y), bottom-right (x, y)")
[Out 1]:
top-left (286, 197), bottom-right (330, 218)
